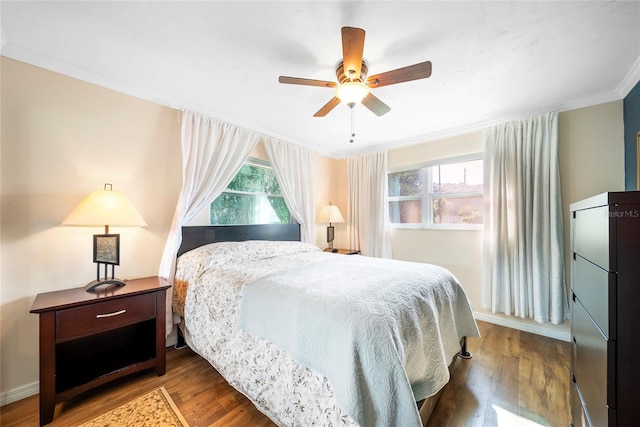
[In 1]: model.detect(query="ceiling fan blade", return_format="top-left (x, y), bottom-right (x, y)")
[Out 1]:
top-left (361, 92), bottom-right (391, 116)
top-left (279, 76), bottom-right (337, 88)
top-left (366, 61), bottom-right (432, 88)
top-left (314, 97), bottom-right (341, 117)
top-left (341, 27), bottom-right (365, 81)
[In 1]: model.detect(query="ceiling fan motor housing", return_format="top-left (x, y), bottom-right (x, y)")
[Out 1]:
top-left (336, 61), bottom-right (368, 83)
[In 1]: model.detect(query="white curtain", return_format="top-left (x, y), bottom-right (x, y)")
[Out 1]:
top-left (263, 138), bottom-right (317, 243)
top-left (482, 112), bottom-right (568, 325)
top-left (347, 150), bottom-right (392, 258)
top-left (158, 110), bottom-right (261, 333)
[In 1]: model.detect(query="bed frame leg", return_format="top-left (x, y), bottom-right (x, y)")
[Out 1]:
top-left (458, 336), bottom-right (472, 359)
top-left (175, 325), bottom-right (187, 350)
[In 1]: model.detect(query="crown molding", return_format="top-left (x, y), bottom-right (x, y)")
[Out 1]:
top-left (617, 54), bottom-right (640, 98)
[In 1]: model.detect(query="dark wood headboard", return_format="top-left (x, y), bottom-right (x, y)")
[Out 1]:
top-left (178, 224), bottom-right (301, 257)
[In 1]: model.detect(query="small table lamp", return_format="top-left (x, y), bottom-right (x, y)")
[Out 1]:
top-left (62, 183), bottom-right (147, 292)
top-left (317, 202), bottom-right (345, 250)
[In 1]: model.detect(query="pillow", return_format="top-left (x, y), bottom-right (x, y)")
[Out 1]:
top-left (176, 240), bottom-right (320, 282)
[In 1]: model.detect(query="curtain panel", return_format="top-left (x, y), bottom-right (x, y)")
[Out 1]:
top-left (482, 112), bottom-right (568, 325)
top-left (347, 150), bottom-right (392, 258)
top-left (158, 110), bottom-right (261, 333)
top-left (263, 138), bottom-right (317, 243)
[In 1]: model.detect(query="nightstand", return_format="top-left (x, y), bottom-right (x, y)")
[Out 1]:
top-left (323, 248), bottom-right (361, 255)
top-left (30, 276), bottom-right (170, 425)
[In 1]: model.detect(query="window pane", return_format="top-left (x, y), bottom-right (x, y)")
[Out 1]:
top-left (431, 160), bottom-right (483, 194)
top-left (211, 193), bottom-right (252, 224)
top-left (388, 169), bottom-right (423, 197)
top-left (227, 164), bottom-right (282, 195)
top-left (432, 196), bottom-right (484, 224)
top-left (211, 193), bottom-right (286, 224)
top-left (389, 199), bottom-right (422, 223)
top-left (268, 196), bottom-right (291, 224)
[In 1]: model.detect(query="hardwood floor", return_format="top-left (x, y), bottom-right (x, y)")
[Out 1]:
top-left (427, 321), bottom-right (571, 427)
top-left (0, 320), bottom-right (571, 427)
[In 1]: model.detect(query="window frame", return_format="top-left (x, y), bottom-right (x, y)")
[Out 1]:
top-left (388, 153), bottom-right (484, 231)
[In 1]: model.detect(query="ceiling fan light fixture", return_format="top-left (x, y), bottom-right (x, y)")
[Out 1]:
top-left (335, 82), bottom-right (369, 108)
top-left (278, 27), bottom-right (430, 119)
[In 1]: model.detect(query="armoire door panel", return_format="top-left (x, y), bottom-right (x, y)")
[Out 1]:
top-left (572, 298), bottom-right (608, 427)
top-left (572, 254), bottom-right (609, 338)
top-left (573, 205), bottom-right (609, 271)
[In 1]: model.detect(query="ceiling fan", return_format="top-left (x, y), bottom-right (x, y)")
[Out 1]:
top-left (278, 26), bottom-right (432, 118)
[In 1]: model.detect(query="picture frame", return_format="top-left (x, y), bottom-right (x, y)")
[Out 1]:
top-left (93, 234), bottom-right (120, 265)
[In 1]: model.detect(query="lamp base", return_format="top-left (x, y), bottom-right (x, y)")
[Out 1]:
top-left (326, 224), bottom-right (335, 249)
top-left (84, 278), bottom-right (127, 292)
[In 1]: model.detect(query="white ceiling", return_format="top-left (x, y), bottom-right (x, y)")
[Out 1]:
top-left (2, 1), bottom-right (640, 158)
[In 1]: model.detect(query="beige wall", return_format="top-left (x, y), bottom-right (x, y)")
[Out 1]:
top-left (558, 101), bottom-right (625, 204)
top-left (315, 156), bottom-right (349, 249)
top-left (1, 58), bottom-right (182, 401)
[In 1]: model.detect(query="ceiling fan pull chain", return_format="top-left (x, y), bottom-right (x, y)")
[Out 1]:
top-left (349, 107), bottom-right (356, 143)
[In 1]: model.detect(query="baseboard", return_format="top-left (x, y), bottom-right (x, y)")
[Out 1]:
top-left (0, 381), bottom-right (39, 407)
top-left (474, 311), bottom-right (571, 342)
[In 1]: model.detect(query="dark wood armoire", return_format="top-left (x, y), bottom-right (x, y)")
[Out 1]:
top-left (570, 191), bottom-right (640, 427)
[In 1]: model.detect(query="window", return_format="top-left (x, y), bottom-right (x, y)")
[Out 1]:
top-left (388, 155), bottom-right (483, 229)
top-left (210, 159), bottom-right (292, 225)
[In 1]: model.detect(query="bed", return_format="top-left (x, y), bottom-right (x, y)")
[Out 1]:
top-left (172, 224), bottom-right (480, 426)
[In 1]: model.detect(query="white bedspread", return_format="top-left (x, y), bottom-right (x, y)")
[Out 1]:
top-left (237, 255), bottom-right (479, 427)
top-left (176, 240), bottom-right (479, 426)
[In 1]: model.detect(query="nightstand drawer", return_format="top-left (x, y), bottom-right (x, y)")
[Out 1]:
top-left (56, 293), bottom-right (156, 341)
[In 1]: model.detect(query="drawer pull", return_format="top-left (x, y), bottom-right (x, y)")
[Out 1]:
top-left (96, 309), bottom-right (127, 318)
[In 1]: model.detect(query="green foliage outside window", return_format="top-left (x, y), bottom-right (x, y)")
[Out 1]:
top-left (388, 169), bottom-right (423, 197)
top-left (210, 162), bottom-right (292, 225)
top-left (226, 163), bottom-right (281, 194)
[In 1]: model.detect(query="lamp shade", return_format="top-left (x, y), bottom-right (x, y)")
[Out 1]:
top-left (335, 82), bottom-right (369, 107)
top-left (62, 186), bottom-right (147, 228)
top-left (317, 204), bottom-right (345, 223)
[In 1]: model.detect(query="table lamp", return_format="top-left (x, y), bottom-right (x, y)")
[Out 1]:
top-left (62, 183), bottom-right (147, 292)
top-left (317, 202), bottom-right (345, 250)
